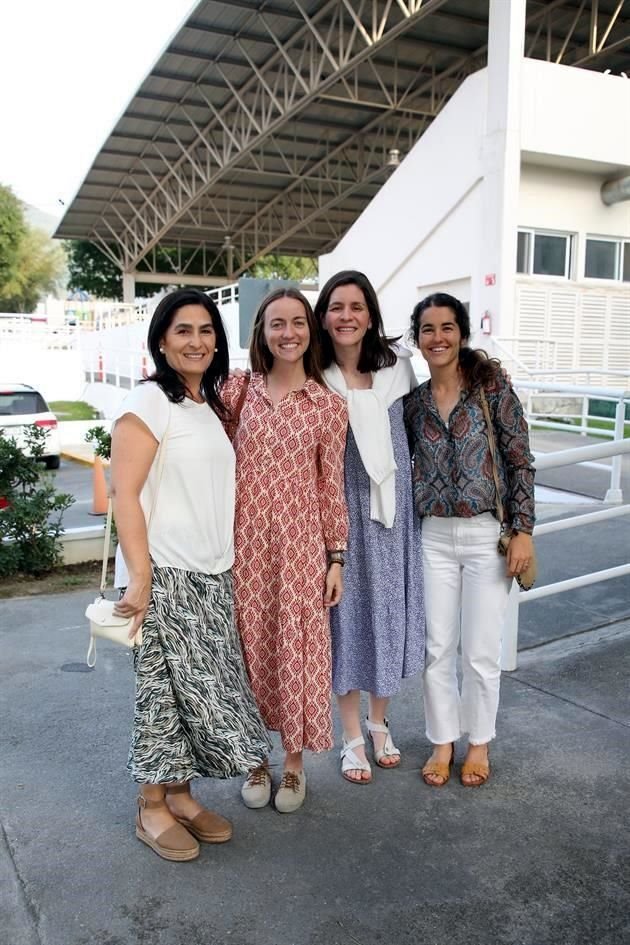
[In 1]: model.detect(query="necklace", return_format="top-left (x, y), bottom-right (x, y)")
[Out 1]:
top-left (434, 381), bottom-right (462, 425)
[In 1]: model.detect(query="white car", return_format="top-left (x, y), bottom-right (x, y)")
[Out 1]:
top-left (0, 384), bottom-right (61, 469)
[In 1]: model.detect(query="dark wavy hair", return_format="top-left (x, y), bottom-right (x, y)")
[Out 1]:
top-left (314, 270), bottom-right (399, 372)
top-left (409, 292), bottom-right (501, 390)
top-left (145, 288), bottom-right (229, 418)
top-left (249, 287), bottom-right (325, 385)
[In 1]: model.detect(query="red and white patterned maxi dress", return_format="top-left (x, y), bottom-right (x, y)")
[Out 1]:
top-left (223, 373), bottom-right (349, 753)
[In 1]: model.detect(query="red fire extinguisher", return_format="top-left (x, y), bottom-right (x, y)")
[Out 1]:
top-left (481, 311), bottom-right (491, 335)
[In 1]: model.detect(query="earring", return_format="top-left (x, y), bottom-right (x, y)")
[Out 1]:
top-left (159, 347), bottom-right (165, 353)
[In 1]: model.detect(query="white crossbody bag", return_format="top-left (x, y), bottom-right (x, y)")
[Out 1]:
top-left (85, 415), bottom-right (169, 667)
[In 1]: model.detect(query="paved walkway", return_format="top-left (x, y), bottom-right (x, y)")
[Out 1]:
top-left (1, 505), bottom-right (629, 945)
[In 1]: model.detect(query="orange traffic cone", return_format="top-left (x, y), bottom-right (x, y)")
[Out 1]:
top-left (89, 454), bottom-right (109, 516)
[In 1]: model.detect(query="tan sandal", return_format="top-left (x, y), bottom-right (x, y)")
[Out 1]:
top-left (166, 784), bottom-right (232, 843)
top-left (421, 744), bottom-right (454, 787)
top-left (136, 795), bottom-right (199, 861)
top-left (460, 758), bottom-right (490, 787)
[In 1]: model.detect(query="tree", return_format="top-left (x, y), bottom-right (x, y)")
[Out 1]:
top-left (0, 184), bottom-right (27, 293)
top-left (251, 254), bottom-right (317, 282)
top-left (65, 240), bottom-right (123, 300)
top-left (0, 183), bottom-right (66, 312)
top-left (65, 240), bottom-right (215, 299)
top-left (65, 239), bottom-right (318, 301)
top-left (0, 227), bottom-right (65, 312)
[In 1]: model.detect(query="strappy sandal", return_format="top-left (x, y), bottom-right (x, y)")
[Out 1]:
top-left (421, 744), bottom-right (454, 787)
top-left (135, 795), bottom-right (199, 861)
top-left (166, 784), bottom-right (232, 843)
top-left (460, 756), bottom-right (490, 787)
top-left (340, 735), bottom-right (372, 784)
top-left (365, 717), bottom-right (401, 769)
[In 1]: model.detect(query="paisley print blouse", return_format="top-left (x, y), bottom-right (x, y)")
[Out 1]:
top-left (403, 372), bottom-right (535, 534)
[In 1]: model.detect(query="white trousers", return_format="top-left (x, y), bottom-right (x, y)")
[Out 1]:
top-left (422, 513), bottom-right (512, 746)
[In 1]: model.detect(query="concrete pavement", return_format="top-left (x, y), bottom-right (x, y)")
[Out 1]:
top-left (1, 506), bottom-right (629, 945)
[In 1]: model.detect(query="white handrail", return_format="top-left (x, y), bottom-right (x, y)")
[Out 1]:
top-left (534, 439), bottom-right (630, 469)
top-left (502, 436), bottom-right (630, 672)
top-left (515, 380), bottom-right (630, 398)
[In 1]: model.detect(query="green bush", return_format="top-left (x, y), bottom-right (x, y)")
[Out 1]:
top-left (85, 425), bottom-right (111, 460)
top-left (0, 427), bottom-right (74, 577)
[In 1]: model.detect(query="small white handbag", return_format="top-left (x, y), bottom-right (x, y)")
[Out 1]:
top-left (85, 502), bottom-right (141, 667)
top-left (85, 420), bottom-right (168, 667)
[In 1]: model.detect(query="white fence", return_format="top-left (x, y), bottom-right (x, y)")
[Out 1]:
top-left (513, 380), bottom-right (630, 503)
top-left (502, 437), bottom-right (630, 672)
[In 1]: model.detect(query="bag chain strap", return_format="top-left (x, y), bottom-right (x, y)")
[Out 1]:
top-left (478, 387), bottom-right (506, 529)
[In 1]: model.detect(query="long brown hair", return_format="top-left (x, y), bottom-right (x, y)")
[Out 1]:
top-left (249, 287), bottom-right (326, 386)
top-left (146, 287), bottom-right (229, 418)
top-left (314, 270), bottom-right (399, 372)
top-left (410, 292), bottom-right (501, 390)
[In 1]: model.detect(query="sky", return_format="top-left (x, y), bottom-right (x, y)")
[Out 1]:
top-left (0, 0), bottom-right (195, 221)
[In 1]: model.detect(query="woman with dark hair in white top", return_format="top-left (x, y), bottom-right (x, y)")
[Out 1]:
top-left (110, 288), bottom-right (270, 862)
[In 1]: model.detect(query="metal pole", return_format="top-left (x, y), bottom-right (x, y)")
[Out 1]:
top-left (580, 393), bottom-right (589, 436)
top-left (604, 397), bottom-right (625, 503)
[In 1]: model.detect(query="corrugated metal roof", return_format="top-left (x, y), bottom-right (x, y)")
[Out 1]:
top-left (55, 0), bottom-right (630, 280)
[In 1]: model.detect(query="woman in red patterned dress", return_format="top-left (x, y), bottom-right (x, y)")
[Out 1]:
top-left (222, 288), bottom-right (349, 813)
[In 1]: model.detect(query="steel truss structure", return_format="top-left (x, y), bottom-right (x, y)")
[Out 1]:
top-left (55, 0), bottom-right (630, 284)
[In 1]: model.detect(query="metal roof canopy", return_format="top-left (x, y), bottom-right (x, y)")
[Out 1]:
top-left (54, 0), bottom-right (630, 286)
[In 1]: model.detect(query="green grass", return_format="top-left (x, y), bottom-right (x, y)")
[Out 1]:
top-left (534, 417), bottom-right (630, 439)
top-left (49, 401), bottom-right (100, 421)
top-left (580, 418), bottom-right (630, 439)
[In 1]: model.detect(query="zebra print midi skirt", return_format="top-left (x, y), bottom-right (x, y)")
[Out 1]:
top-left (128, 566), bottom-right (271, 784)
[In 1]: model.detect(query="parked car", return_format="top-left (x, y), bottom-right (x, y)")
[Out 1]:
top-left (0, 384), bottom-right (61, 469)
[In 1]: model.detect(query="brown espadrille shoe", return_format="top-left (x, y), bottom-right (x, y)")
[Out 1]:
top-left (136, 796), bottom-right (199, 861)
top-left (165, 784), bottom-right (232, 843)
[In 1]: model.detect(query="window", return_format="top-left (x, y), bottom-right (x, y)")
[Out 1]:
top-left (585, 237), bottom-right (630, 282)
top-left (0, 391), bottom-right (48, 415)
top-left (516, 229), bottom-right (573, 278)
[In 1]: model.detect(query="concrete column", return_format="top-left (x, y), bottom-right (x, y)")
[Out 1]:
top-left (122, 272), bottom-right (135, 305)
top-left (470, 0), bottom-right (526, 345)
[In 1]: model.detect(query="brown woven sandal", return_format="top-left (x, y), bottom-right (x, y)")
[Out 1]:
top-left (421, 744), bottom-right (454, 787)
top-left (460, 758), bottom-right (490, 787)
top-left (136, 796), bottom-right (199, 861)
top-left (166, 784), bottom-right (232, 843)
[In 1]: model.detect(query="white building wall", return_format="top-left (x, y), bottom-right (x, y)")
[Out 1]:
top-left (319, 69), bottom-right (487, 334)
top-left (513, 161), bottom-right (630, 382)
top-left (520, 60), bottom-right (630, 168)
top-left (519, 164), bottom-right (630, 239)
top-left (319, 54), bottom-right (630, 382)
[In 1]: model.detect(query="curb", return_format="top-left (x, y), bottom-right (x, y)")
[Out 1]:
top-left (60, 449), bottom-right (110, 468)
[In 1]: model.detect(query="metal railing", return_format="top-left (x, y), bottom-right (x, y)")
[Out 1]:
top-left (513, 380), bottom-right (630, 502)
top-left (501, 437), bottom-right (630, 672)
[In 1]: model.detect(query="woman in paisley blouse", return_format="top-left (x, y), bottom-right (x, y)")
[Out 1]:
top-left (404, 293), bottom-right (535, 787)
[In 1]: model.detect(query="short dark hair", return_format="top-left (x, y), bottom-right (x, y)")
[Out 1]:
top-left (145, 287), bottom-right (229, 418)
top-left (249, 287), bottom-right (325, 385)
top-left (409, 292), bottom-right (500, 390)
top-left (313, 270), bottom-right (399, 372)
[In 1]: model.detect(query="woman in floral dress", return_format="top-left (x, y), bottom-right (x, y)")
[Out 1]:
top-left (222, 288), bottom-right (348, 813)
top-left (314, 270), bottom-right (425, 784)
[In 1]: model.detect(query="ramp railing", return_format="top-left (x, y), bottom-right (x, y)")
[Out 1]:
top-left (502, 438), bottom-right (630, 671)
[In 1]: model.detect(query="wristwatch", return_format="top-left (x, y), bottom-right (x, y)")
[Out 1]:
top-left (327, 550), bottom-right (345, 567)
